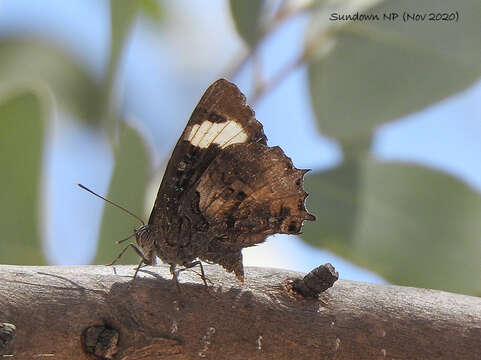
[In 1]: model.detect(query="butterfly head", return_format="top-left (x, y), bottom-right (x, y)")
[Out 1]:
top-left (133, 224), bottom-right (156, 265)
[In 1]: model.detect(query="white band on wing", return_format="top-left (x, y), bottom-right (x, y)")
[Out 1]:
top-left (187, 120), bottom-right (248, 149)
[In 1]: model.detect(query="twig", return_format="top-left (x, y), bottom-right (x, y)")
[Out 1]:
top-left (1, 264), bottom-right (480, 359)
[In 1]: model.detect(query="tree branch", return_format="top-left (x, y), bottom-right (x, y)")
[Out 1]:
top-left (0, 264), bottom-right (479, 359)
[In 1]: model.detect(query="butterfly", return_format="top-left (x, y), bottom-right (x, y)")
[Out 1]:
top-left (80, 79), bottom-right (315, 285)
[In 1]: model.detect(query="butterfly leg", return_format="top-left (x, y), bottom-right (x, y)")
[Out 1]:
top-left (170, 262), bottom-right (210, 290)
top-left (169, 263), bottom-right (182, 292)
top-left (181, 261), bottom-right (209, 287)
top-left (105, 243), bottom-right (150, 266)
top-left (106, 243), bottom-right (151, 280)
top-left (131, 258), bottom-right (145, 281)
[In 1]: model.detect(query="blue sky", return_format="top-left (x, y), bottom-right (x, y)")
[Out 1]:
top-left (1, 0), bottom-right (480, 283)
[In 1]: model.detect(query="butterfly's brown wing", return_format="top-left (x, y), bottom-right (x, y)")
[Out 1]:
top-left (148, 78), bottom-right (315, 279)
top-left (192, 142), bottom-right (315, 281)
top-left (148, 79), bottom-right (266, 265)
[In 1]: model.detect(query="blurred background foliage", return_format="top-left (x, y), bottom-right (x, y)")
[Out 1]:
top-left (0, 0), bottom-right (480, 296)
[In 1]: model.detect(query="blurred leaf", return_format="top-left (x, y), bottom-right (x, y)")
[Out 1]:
top-left (303, 159), bottom-right (481, 295)
top-left (0, 92), bottom-right (46, 264)
top-left (110, 0), bottom-right (139, 66)
top-left (229, 0), bottom-right (265, 47)
top-left (341, 134), bottom-right (373, 161)
top-left (308, 0), bottom-right (481, 141)
top-left (103, 0), bottom-right (139, 136)
top-left (94, 122), bottom-right (151, 265)
top-left (0, 37), bottom-right (102, 126)
top-left (302, 161), bottom-right (364, 258)
top-left (137, 0), bottom-right (165, 22)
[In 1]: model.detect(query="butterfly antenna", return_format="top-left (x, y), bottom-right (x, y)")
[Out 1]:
top-left (77, 183), bottom-right (145, 226)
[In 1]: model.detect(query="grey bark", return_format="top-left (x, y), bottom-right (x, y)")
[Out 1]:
top-left (0, 264), bottom-right (480, 359)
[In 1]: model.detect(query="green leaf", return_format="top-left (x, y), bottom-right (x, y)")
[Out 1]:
top-left (94, 122), bottom-right (151, 265)
top-left (110, 0), bottom-right (139, 67)
top-left (308, 0), bottom-right (481, 140)
top-left (229, 0), bottom-right (265, 47)
top-left (0, 37), bottom-right (102, 126)
top-left (303, 159), bottom-right (481, 295)
top-left (302, 161), bottom-right (364, 258)
top-left (0, 92), bottom-right (46, 264)
top-left (137, 0), bottom-right (165, 22)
